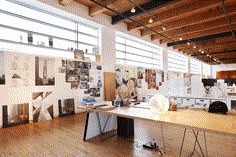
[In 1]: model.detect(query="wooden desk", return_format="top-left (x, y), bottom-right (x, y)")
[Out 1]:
top-left (99, 107), bottom-right (236, 136)
top-left (82, 104), bottom-right (236, 156)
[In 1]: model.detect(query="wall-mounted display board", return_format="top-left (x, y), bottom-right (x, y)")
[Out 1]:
top-left (0, 51), bottom-right (103, 128)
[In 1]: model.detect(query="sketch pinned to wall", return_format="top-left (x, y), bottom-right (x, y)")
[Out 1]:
top-left (145, 69), bottom-right (156, 89)
top-left (35, 57), bottom-right (55, 86)
top-left (2, 103), bottom-right (29, 128)
top-left (58, 98), bottom-right (75, 117)
top-left (0, 53), bottom-right (5, 85)
top-left (58, 60), bottom-right (66, 73)
top-left (116, 64), bottom-right (138, 100)
top-left (32, 92), bottom-right (54, 122)
top-left (137, 67), bottom-right (144, 88)
top-left (7, 54), bottom-right (31, 87)
top-left (184, 73), bottom-right (192, 94)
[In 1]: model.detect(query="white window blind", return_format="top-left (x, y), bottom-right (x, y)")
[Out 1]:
top-left (202, 63), bottom-right (211, 76)
top-left (0, 0), bottom-right (100, 58)
top-left (190, 58), bottom-right (202, 74)
top-left (115, 34), bottom-right (163, 69)
top-left (168, 51), bottom-right (188, 72)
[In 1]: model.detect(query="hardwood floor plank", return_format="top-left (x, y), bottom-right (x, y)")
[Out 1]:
top-left (0, 113), bottom-right (235, 157)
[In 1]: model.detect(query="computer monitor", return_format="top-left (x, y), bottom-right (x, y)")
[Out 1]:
top-left (202, 79), bottom-right (217, 87)
top-left (224, 78), bottom-right (236, 86)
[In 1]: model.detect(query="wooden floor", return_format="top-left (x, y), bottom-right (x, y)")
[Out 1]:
top-left (0, 113), bottom-right (235, 157)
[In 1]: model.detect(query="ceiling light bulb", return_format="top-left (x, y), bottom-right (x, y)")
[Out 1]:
top-left (131, 6), bottom-right (136, 13)
top-left (193, 45), bottom-right (196, 49)
top-left (209, 56), bottom-right (212, 58)
top-left (179, 37), bottom-right (183, 41)
top-left (148, 18), bottom-right (153, 23)
top-left (207, 54), bottom-right (209, 56)
top-left (162, 26), bottom-right (166, 31)
top-left (201, 51), bottom-right (204, 54)
top-left (187, 42), bottom-right (190, 45)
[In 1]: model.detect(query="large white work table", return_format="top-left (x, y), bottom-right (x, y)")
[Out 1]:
top-left (81, 103), bottom-right (236, 157)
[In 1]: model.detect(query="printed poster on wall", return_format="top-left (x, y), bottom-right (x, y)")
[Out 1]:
top-left (32, 92), bottom-right (54, 122)
top-left (145, 69), bottom-right (156, 89)
top-left (116, 64), bottom-right (138, 100)
top-left (35, 57), bottom-right (55, 86)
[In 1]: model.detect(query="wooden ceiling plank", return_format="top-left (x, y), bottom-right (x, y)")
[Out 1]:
top-left (127, 0), bottom-right (222, 31)
top-left (158, 24), bottom-right (236, 43)
top-left (111, 0), bottom-right (177, 25)
top-left (141, 4), bottom-right (236, 36)
top-left (89, 0), bottom-right (117, 17)
top-left (59, 0), bottom-right (73, 6)
top-left (161, 15), bottom-right (236, 40)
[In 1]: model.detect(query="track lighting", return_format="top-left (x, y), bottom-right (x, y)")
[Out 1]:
top-left (162, 26), bottom-right (166, 31)
top-left (187, 42), bottom-right (190, 45)
top-left (201, 51), bottom-right (204, 54)
top-left (131, 6), bottom-right (136, 13)
top-left (179, 37), bottom-right (182, 41)
top-left (148, 18), bottom-right (153, 23)
top-left (193, 45), bottom-right (196, 49)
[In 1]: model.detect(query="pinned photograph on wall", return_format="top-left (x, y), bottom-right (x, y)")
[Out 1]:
top-left (71, 81), bottom-right (79, 90)
top-left (2, 103), bottom-right (29, 128)
top-left (97, 79), bottom-right (102, 88)
top-left (0, 53), bottom-right (5, 85)
top-left (137, 67), bottom-right (144, 79)
top-left (97, 65), bottom-right (102, 70)
top-left (58, 60), bottom-right (66, 73)
top-left (76, 61), bottom-right (91, 69)
top-left (35, 57), bottom-right (55, 86)
top-left (32, 92), bottom-right (54, 122)
top-left (66, 69), bottom-right (80, 82)
top-left (80, 68), bottom-right (89, 76)
top-left (74, 49), bottom-right (84, 60)
top-left (145, 69), bottom-right (156, 89)
top-left (137, 79), bottom-right (142, 88)
top-left (80, 76), bottom-right (89, 82)
top-left (58, 98), bottom-right (75, 117)
top-left (66, 60), bottom-right (75, 70)
top-left (90, 88), bottom-right (100, 97)
top-left (80, 81), bottom-right (89, 89)
top-left (84, 88), bottom-right (90, 94)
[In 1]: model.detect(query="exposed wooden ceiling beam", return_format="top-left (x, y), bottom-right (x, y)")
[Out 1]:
top-left (167, 31), bottom-right (236, 47)
top-left (204, 57), bottom-right (236, 62)
top-left (59, 0), bottom-right (73, 6)
top-left (192, 49), bottom-right (236, 56)
top-left (127, 0), bottom-right (222, 31)
top-left (141, 4), bottom-right (236, 36)
top-left (89, 0), bottom-right (116, 17)
top-left (111, 0), bottom-right (177, 25)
